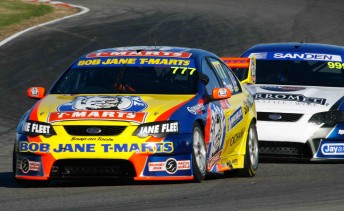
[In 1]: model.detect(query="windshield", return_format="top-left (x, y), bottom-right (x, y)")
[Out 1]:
top-left (50, 65), bottom-right (198, 94)
top-left (255, 60), bottom-right (344, 87)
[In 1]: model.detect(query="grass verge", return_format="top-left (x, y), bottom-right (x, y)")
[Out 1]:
top-left (0, 0), bottom-right (79, 42)
top-left (0, 0), bottom-right (53, 28)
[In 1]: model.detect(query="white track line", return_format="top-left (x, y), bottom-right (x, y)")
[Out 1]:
top-left (0, 2), bottom-right (90, 47)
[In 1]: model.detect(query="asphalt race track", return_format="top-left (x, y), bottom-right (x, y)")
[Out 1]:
top-left (1, 0), bottom-right (344, 210)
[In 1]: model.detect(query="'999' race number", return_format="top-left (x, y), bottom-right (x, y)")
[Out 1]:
top-left (328, 62), bottom-right (344, 69)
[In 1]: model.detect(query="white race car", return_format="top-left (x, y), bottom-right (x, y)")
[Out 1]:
top-left (223, 42), bottom-right (344, 160)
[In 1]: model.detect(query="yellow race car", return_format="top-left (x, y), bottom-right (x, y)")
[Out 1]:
top-left (13, 46), bottom-right (258, 185)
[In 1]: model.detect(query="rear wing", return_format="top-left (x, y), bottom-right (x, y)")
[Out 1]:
top-left (221, 56), bottom-right (256, 85)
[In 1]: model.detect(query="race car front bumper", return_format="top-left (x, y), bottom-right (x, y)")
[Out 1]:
top-left (13, 133), bottom-right (196, 181)
top-left (258, 122), bottom-right (344, 160)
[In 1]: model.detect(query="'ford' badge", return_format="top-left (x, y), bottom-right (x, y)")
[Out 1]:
top-left (86, 127), bottom-right (102, 134)
top-left (268, 114), bottom-right (282, 120)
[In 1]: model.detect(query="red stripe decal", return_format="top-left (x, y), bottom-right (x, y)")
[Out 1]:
top-left (29, 100), bottom-right (43, 121)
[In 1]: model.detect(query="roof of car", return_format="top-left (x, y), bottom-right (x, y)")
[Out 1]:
top-left (242, 42), bottom-right (344, 56)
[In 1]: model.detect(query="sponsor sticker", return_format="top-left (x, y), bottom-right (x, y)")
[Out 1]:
top-left (86, 51), bottom-right (192, 58)
top-left (70, 137), bottom-right (114, 141)
top-left (30, 87), bottom-right (39, 97)
top-left (133, 121), bottom-right (179, 138)
top-left (22, 121), bottom-right (55, 136)
top-left (20, 159), bottom-right (41, 174)
top-left (207, 151), bottom-right (221, 171)
top-left (148, 158), bottom-right (190, 174)
top-left (48, 110), bottom-right (147, 123)
top-left (205, 104), bottom-right (226, 171)
top-left (19, 141), bottom-right (174, 154)
top-left (229, 128), bottom-right (245, 146)
top-left (58, 96), bottom-right (148, 112)
top-left (187, 103), bottom-right (205, 115)
top-left (250, 52), bottom-right (343, 62)
top-left (338, 130), bottom-right (344, 135)
top-left (271, 52), bottom-right (342, 62)
top-left (74, 57), bottom-right (193, 68)
top-left (254, 93), bottom-right (327, 105)
top-left (53, 96), bottom-right (148, 123)
top-left (321, 143), bottom-right (344, 155)
top-left (218, 88), bottom-right (228, 97)
top-left (228, 107), bottom-right (243, 131)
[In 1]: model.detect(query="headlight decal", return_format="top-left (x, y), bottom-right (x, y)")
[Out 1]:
top-left (330, 96), bottom-right (344, 111)
top-left (22, 121), bottom-right (56, 136)
top-left (309, 111), bottom-right (344, 126)
top-left (133, 121), bottom-right (179, 138)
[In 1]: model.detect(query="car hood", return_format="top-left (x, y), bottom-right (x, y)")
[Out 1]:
top-left (27, 94), bottom-right (195, 124)
top-left (244, 84), bottom-right (344, 114)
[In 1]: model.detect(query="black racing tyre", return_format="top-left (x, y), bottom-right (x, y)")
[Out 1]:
top-left (192, 122), bottom-right (207, 182)
top-left (239, 121), bottom-right (259, 177)
top-left (224, 121), bottom-right (259, 177)
top-left (12, 145), bottom-right (16, 178)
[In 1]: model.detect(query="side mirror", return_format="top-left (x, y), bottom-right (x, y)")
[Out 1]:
top-left (27, 87), bottom-right (45, 99)
top-left (221, 56), bottom-right (256, 85)
top-left (212, 87), bottom-right (232, 100)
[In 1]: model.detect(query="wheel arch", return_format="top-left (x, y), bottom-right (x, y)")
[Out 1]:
top-left (194, 118), bottom-right (205, 131)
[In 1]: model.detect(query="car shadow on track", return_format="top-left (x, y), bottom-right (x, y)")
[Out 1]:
top-left (260, 157), bottom-right (311, 164)
top-left (0, 172), bottom-right (18, 188)
top-left (0, 171), bottom-right (227, 188)
top-left (260, 156), bottom-right (344, 164)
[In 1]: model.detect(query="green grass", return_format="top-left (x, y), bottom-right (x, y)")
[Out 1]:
top-left (0, 0), bottom-right (53, 28)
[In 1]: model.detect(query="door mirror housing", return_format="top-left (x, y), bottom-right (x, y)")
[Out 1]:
top-left (27, 87), bottom-right (45, 99)
top-left (212, 87), bottom-right (232, 100)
